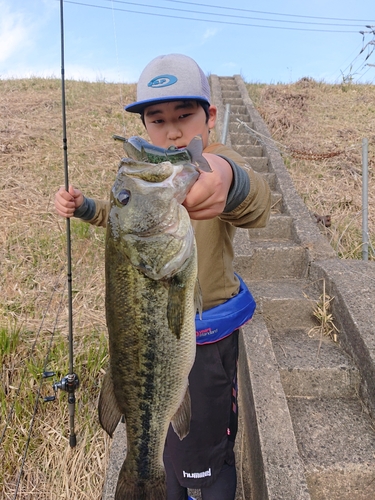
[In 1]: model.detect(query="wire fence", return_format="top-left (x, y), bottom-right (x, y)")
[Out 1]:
top-left (235, 118), bottom-right (374, 259)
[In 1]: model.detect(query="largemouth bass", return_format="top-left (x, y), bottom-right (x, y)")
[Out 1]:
top-left (113, 134), bottom-right (212, 172)
top-left (98, 155), bottom-right (200, 499)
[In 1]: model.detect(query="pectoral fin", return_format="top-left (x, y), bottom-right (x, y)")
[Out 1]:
top-left (194, 278), bottom-right (203, 320)
top-left (98, 369), bottom-right (123, 437)
top-left (171, 386), bottom-right (191, 440)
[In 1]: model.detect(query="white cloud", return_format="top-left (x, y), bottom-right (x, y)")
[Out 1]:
top-left (63, 64), bottom-right (137, 83)
top-left (223, 62), bottom-right (238, 69)
top-left (0, 63), bottom-right (136, 83)
top-left (202, 28), bottom-right (218, 41)
top-left (0, 1), bottom-right (62, 78)
top-left (0, 3), bottom-right (34, 64)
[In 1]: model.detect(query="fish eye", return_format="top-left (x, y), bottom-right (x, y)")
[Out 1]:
top-left (117, 189), bottom-right (131, 205)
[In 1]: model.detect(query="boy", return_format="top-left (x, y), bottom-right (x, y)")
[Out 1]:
top-left (55, 54), bottom-right (271, 500)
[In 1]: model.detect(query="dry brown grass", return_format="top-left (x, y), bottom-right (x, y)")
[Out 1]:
top-left (0, 78), bottom-right (142, 499)
top-left (1, 76), bottom-right (374, 498)
top-left (247, 78), bottom-right (375, 259)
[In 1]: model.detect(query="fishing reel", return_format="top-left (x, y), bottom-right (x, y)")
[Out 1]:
top-left (43, 371), bottom-right (80, 403)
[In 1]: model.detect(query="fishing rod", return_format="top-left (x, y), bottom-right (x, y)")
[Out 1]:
top-left (44, 0), bottom-right (79, 448)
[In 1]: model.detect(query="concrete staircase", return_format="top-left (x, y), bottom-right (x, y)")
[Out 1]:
top-left (210, 75), bottom-right (375, 500)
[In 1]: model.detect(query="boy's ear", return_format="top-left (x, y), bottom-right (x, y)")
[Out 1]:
top-left (208, 105), bottom-right (217, 129)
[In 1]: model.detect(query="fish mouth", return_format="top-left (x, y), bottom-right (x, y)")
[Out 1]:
top-left (166, 144), bottom-right (186, 150)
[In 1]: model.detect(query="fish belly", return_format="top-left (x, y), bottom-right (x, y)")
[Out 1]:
top-left (99, 237), bottom-right (197, 500)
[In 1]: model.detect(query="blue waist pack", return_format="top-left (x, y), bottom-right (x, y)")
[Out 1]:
top-left (195, 274), bottom-right (256, 345)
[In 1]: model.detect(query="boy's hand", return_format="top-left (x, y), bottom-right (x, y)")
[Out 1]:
top-left (183, 154), bottom-right (233, 220)
top-left (55, 185), bottom-right (84, 218)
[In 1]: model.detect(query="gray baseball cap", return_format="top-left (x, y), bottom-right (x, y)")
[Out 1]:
top-left (125, 54), bottom-right (211, 114)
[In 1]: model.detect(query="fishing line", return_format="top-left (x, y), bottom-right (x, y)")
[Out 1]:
top-left (0, 268), bottom-right (66, 447)
top-left (110, 0), bottom-right (127, 136)
top-left (11, 286), bottom-right (67, 500)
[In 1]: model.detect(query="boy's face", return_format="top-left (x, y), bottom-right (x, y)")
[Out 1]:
top-left (143, 100), bottom-right (217, 150)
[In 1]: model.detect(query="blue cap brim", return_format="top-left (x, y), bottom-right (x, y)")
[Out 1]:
top-left (125, 95), bottom-right (210, 114)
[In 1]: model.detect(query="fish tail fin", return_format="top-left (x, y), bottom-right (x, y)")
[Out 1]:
top-left (98, 369), bottom-right (122, 437)
top-left (115, 474), bottom-right (166, 500)
top-left (171, 386), bottom-right (191, 440)
top-left (186, 135), bottom-right (212, 172)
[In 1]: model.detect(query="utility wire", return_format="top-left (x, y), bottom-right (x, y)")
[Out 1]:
top-left (164, 0), bottom-right (375, 24)
top-left (62, 0), bottom-right (365, 33)
top-left (335, 30), bottom-right (375, 82)
top-left (100, 0), bottom-right (368, 27)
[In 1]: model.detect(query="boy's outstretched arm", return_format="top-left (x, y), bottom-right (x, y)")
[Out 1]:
top-left (55, 185), bottom-right (84, 218)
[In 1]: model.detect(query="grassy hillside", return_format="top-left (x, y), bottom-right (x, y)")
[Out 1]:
top-left (247, 79), bottom-right (375, 259)
top-left (0, 77), bottom-right (374, 498)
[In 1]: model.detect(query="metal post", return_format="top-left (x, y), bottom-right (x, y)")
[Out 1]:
top-left (221, 103), bottom-right (231, 145)
top-left (362, 138), bottom-right (369, 261)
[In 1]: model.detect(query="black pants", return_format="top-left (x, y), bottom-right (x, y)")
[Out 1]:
top-left (164, 457), bottom-right (237, 500)
top-left (163, 330), bottom-right (239, 499)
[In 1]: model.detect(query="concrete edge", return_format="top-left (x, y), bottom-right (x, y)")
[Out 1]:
top-left (102, 422), bottom-right (127, 500)
top-left (239, 317), bottom-right (311, 500)
top-left (309, 259), bottom-right (375, 418)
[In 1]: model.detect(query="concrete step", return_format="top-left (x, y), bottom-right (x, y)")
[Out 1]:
top-left (244, 155), bottom-right (269, 172)
top-left (248, 279), bottom-right (317, 330)
top-left (288, 396), bottom-right (375, 500)
top-left (222, 97), bottom-right (244, 106)
top-left (219, 79), bottom-right (238, 90)
top-left (221, 92), bottom-right (242, 101)
top-left (229, 121), bottom-right (253, 132)
top-left (271, 190), bottom-right (283, 212)
top-left (238, 316), bottom-right (311, 500)
top-left (229, 120), bottom-right (253, 136)
top-left (261, 171), bottom-right (276, 190)
top-left (234, 144), bottom-right (264, 157)
top-left (229, 131), bottom-right (259, 145)
top-left (228, 104), bottom-right (249, 115)
top-left (309, 259), bottom-right (375, 419)
top-left (230, 113), bottom-right (251, 124)
top-left (234, 232), bottom-right (308, 280)
top-left (248, 213), bottom-right (292, 240)
top-left (238, 306), bottom-right (375, 500)
top-left (220, 80), bottom-right (238, 88)
top-left (271, 328), bottom-right (361, 398)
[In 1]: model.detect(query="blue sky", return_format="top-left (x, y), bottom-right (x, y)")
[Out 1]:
top-left (1, 0), bottom-right (375, 84)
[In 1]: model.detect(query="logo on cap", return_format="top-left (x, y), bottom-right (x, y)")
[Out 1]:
top-left (148, 74), bottom-right (178, 88)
